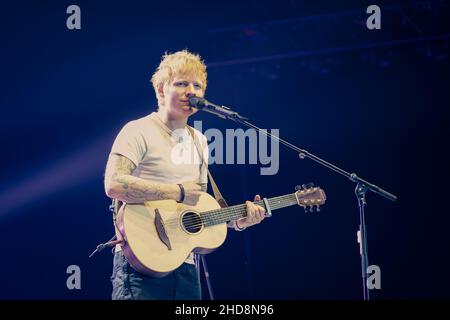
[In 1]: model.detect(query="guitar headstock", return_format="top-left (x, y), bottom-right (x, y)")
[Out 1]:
top-left (295, 182), bottom-right (327, 213)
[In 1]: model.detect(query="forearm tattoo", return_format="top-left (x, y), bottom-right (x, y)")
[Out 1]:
top-left (104, 154), bottom-right (174, 203)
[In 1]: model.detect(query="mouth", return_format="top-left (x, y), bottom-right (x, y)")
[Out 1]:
top-left (180, 100), bottom-right (194, 110)
top-left (179, 104), bottom-right (195, 112)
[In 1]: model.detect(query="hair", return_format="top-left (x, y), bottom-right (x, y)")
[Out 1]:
top-left (151, 50), bottom-right (207, 105)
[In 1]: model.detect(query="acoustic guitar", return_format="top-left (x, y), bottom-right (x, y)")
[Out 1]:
top-left (116, 183), bottom-right (326, 277)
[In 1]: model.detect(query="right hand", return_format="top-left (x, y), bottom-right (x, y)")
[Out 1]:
top-left (178, 181), bottom-right (202, 206)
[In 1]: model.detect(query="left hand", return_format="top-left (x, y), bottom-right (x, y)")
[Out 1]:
top-left (236, 194), bottom-right (266, 229)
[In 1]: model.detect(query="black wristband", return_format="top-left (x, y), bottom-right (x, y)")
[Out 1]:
top-left (177, 184), bottom-right (185, 203)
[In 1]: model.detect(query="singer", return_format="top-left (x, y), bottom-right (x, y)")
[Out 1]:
top-left (103, 50), bottom-right (267, 300)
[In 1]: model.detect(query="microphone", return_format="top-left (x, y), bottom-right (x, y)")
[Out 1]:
top-left (188, 97), bottom-right (248, 121)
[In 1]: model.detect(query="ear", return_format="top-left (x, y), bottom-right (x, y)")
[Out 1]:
top-left (157, 82), bottom-right (165, 101)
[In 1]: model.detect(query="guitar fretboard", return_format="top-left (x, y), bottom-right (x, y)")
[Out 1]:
top-left (200, 193), bottom-right (298, 227)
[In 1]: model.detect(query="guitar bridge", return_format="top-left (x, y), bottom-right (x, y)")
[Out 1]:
top-left (154, 208), bottom-right (172, 250)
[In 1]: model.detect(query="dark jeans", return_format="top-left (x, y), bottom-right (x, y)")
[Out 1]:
top-left (111, 250), bottom-right (202, 300)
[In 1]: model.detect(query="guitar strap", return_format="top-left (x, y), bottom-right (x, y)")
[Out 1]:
top-left (187, 125), bottom-right (228, 209)
top-left (187, 125), bottom-right (222, 300)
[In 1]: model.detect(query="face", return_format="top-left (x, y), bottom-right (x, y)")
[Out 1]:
top-left (159, 72), bottom-right (205, 120)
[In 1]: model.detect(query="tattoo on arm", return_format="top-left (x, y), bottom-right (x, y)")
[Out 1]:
top-left (104, 154), bottom-right (176, 203)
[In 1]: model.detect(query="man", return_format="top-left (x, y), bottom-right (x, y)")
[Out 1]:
top-left (104, 50), bottom-right (266, 300)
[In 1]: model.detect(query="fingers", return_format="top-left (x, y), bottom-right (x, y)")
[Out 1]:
top-left (246, 201), bottom-right (255, 223)
top-left (245, 200), bottom-right (266, 225)
top-left (255, 204), bottom-right (266, 221)
top-left (253, 194), bottom-right (265, 219)
top-left (253, 194), bottom-right (266, 220)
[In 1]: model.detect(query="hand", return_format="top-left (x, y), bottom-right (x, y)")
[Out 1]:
top-left (236, 194), bottom-right (266, 229)
top-left (179, 181), bottom-right (202, 206)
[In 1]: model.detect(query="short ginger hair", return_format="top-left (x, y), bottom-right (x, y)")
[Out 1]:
top-left (151, 50), bottom-right (207, 105)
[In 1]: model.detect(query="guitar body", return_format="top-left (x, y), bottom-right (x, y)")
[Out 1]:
top-left (116, 192), bottom-right (227, 278)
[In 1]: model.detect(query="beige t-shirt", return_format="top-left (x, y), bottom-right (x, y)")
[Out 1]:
top-left (110, 112), bottom-right (209, 264)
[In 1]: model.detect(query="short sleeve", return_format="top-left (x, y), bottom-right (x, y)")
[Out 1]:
top-left (110, 121), bottom-right (147, 167)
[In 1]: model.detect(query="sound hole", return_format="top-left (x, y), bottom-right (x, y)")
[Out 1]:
top-left (182, 211), bottom-right (203, 234)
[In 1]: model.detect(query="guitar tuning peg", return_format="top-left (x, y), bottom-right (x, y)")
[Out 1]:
top-left (295, 185), bottom-right (302, 191)
top-left (316, 205), bottom-right (321, 212)
top-left (302, 184), bottom-right (307, 190)
top-left (303, 206), bottom-right (309, 213)
top-left (307, 182), bottom-right (314, 188)
top-left (309, 205), bottom-right (315, 212)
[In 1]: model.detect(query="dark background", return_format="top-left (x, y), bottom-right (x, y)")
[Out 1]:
top-left (1, 0), bottom-right (449, 299)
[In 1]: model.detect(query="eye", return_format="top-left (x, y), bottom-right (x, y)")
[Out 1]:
top-left (174, 81), bottom-right (188, 87)
top-left (194, 83), bottom-right (202, 89)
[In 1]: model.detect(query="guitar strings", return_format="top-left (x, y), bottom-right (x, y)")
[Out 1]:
top-left (164, 193), bottom-right (296, 227)
top-left (164, 196), bottom-right (298, 228)
top-left (165, 205), bottom-right (247, 228)
top-left (164, 196), bottom-right (298, 229)
top-left (169, 196), bottom-right (297, 228)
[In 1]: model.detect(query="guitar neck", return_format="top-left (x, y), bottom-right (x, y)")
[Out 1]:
top-left (201, 193), bottom-right (298, 227)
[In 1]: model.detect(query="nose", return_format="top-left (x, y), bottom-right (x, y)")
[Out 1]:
top-left (185, 84), bottom-right (196, 97)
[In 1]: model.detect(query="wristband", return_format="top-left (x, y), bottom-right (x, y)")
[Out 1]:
top-left (177, 184), bottom-right (185, 203)
top-left (234, 220), bottom-right (247, 231)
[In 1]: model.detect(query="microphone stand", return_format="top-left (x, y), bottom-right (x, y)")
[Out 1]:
top-left (205, 109), bottom-right (397, 300)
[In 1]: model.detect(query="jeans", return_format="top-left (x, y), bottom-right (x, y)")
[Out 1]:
top-left (111, 250), bottom-right (202, 300)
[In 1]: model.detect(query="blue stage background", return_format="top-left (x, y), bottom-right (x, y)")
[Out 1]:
top-left (1, 0), bottom-right (449, 299)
